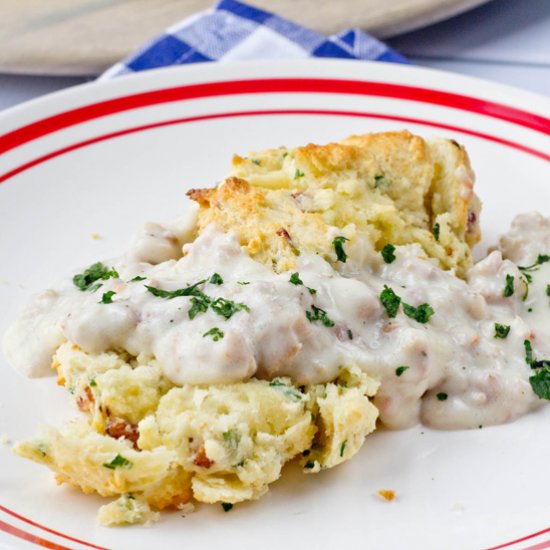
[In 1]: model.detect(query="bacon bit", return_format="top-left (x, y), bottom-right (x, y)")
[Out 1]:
top-left (446, 247), bottom-right (453, 256)
top-left (377, 489), bottom-right (396, 501)
top-left (193, 446), bottom-right (214, 469)
top-left (76, 386), bottom-right (94, 413)
top-left (276, 227), bottom-right (292, 241)
top-left (106, 418), bottom-right (140, 448)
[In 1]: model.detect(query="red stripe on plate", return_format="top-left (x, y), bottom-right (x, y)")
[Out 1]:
top-left (0, 78), bottom-right (549, 155)
top-left (0, 519), bottom-right (73, 550)
top-left (0, 108), bottom-right (549, 185)
top-left (487, 527), bottom-right (550, 550)
top-left (0, 504), bottom-right (108, 550)
top-left (524, 541), bottom-right (550, 550)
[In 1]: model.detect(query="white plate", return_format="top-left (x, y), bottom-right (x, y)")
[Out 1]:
top-left (1, 60), bottom-right (550, 550)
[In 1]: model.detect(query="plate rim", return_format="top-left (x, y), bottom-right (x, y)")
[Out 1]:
top-left (1, 58), bottom-right (550, 550)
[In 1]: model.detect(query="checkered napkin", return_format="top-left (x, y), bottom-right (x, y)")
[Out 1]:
top-left (101, 0), bottom-right (407, 79)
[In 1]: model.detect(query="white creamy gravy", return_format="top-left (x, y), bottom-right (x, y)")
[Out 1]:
top-left (5, 212), bottom-right (550, 431)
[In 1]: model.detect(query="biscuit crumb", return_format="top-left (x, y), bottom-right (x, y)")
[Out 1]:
top-left (377, 489), bottom-right (396, 501)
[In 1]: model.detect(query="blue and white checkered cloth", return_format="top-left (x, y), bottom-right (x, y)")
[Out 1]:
top-left (101, 0), bottom-right (407, 79)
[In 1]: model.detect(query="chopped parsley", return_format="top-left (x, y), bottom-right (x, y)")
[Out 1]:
top-left (73, 262), bottom-right (119, 292)
top-left (546, 284), bottom-right (550, 297)
top-left (100, 290), bottom-right (116, 304)
top-left (347, 329), bottom-right (353, 340)
top-left (188, 294), bottom-right (210, 320)
top-left (209, 273), bottom-right (224, 285)
top-left (433, 223), bottom-right (440, 242)
top-left (524, 339), bottom-right (550, 400)
top-left (395, 366), bottom-right (409, 377)
top-left (269, 379), bottom-right (303, 401)
top-left (129, 275), bottom-right (146, 282)
top-left (333, 236), bottom-right (349, 263)
top-left (211, 297), bottom-right (250, 319)
top-left (89, 377), bottom-right (97, 387)
top-left (237, 281), bottom-right (250, 285)
top-left (503, 274), bottom-right (515, 297)
top-left (289, 272), bottom-right (317, 294)
top-left (203, 327), bottom-right (224, 341)
top-left (436, 392), bottom-right (448, 401)
top-left (145, 280), bottom-right (206, 299)
top-left (403, 303), bottom-right (435, 324)
top-left (222, 429), bottom-right (240, 449)
top-left (251, 158), bottom-right (261, 166)
top-left (103, 454), bottom-right (133, 470)
top-left (519, 254), bottom-right (550, 272)
top-left (305, 305), bottom-right (335, 327)
top-left (294, 169), bottom-right (305, 179)
top-left (304, 460), bottom-right (315, 469)
top-left (381, 244), bottom-right (396, 264)
top-left (529, 369), bottom-right (550, 400)
top-left (524, 339), bottom-right (550, 369)
top-left (380, 285), bottom-right (401, 318)
top-left (494, 323), bottom-right (510, 339)
top-left (339, 440), bottom-right (347, 458)
top-left (524, 339), bottom-right (533, 365)
top-left (221, 503), bottom-right (233, 512)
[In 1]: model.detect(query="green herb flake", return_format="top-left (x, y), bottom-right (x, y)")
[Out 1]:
top-left (145, 280), bottom-right (206, 299)
top-left (403, 302), bottom-right (435, 324)
top-left (524, 339), bottom-right (534, 365)
top-left (339, 440), bottom-right (347, 458)
top-left (211, 297), bottom-right (250, 320)
top-left (433, 223), bottom-right (440, 242)
top-left (333, 236), bottom-right (349, 263)
top-left (494, 323), bottom-right (511, 339)
top-left (395, 366), bottom-right (409, 377)
top-left (546, 284), bottom-right (550, 297)
top-left (100, 290), bottom-right (116, 304)
top-left (269, 379), bottom-right (303, 401)
top-left (519, 254), bottom-right (550, 272)
top-left (209, 273), bottom-right (224, 285)
top-left (304, 460), bottom-right (315, 469)
top-left (73, 262), bottom-right (119, 292)
top-left (503, 274), bottom-right (515, 297)
top-left (188, 295), bottom-right (211, 320)
top-left (294, 169), bottom-right (305, 179)
top-left (129, 275), bottom-right (146, 282)
top-left (203, 327), bottom-right (224, 341)
top-left (221, 503), bottom-right (233, 512)
top-left (89, 377), bottom-right (97, 387)
top-left (251, 158), bottom-right (261, 166)
top-left (347, 329), bottom-right (353, 340)
top-left (308, 287), bottom-right (317, 295)
top-left (436, 392), bottom-right (448, 401)
top-left (237, 281), bottom-right (250, 286)
top-left (289, 272), bottom-right (303, 286)
top-left (529, 369), bottom-right (550, 400)
top-left (305, 305), bottom-right (335, 327)
top-left (381, 244), bottom-right (396, 264)
top-left (222, 429), bottom-right (240, 449)
top-left (103, 454), bottom-right (133, 470)
top-left (380, 285), bottom-right (401, 318)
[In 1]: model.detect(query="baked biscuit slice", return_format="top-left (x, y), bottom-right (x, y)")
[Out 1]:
top-left (188, 131), bottom-right (481, 277)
